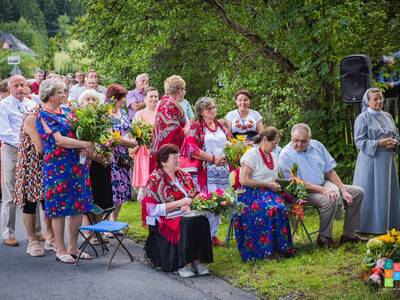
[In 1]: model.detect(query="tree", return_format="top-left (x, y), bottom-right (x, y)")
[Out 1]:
top-left (76, 0), bottom-right (400, 180)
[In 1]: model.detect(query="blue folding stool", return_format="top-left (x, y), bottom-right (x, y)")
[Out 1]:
top-left (76, 220), bottom-right (134, 269)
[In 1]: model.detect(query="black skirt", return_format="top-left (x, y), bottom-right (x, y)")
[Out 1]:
top-left (90, 161), bottom-right (114, 210)
top-left (145, 216), bottom-right (213, 272)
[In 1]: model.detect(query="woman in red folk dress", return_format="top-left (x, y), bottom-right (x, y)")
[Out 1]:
top-left (148, 75), bottom-right (187, 173)
top-left (142, 144), bottom-right (213, 277)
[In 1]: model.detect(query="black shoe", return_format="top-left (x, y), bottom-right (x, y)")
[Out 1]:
top-left (339, 235), bottom-right (367, 245)
top-left (316, 235), bottom-right (336, 248)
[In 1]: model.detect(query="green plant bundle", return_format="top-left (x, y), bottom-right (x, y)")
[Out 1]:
top-left (69, 103), bottom-right (113, 143)
top-left (130, 120), bottom-right (153, 146)
top-left (223, 137), bottom-right (250, 169)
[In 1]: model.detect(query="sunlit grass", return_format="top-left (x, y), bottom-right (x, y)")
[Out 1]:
top-left (119, 201), bottom-right (400, 299)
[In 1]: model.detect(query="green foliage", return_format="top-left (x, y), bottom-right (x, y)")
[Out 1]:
top-left (76, 0), bottom-right (400, 181)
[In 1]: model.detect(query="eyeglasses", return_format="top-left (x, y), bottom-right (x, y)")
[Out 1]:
top-left (291, 139), bottom-right (309, 144)
top-left (206, 105), bottom-right (217, 111)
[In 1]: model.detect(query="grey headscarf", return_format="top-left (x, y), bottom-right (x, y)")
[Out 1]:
top-left (362, 87), bottom-right (380, 112)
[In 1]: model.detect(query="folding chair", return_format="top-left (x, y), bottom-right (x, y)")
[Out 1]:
top-left (76, 220), bottom-right (134, 269)
top-left (290, 205), bottom-right (319, 246)
top-left (224, 213), bottom-right (236, 247)
top-left (79, 204), bottom-right (115, 256)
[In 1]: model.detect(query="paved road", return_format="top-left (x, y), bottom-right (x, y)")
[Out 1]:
top-left (0, 208), bottom-right (258, 300)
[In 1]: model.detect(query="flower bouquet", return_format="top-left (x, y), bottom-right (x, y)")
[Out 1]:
top-left (190, 188), bottom-right (245, 217)
top-left (223, 135), bottom-right (251, 169)
top-left (363, 229), bottom-right (400, 288)
top-left (68, 103), bottom-right (116, 163)
top-left (130, 120), bottom-right (153, 146)
top-left (278, 164), bottom-right (309, 230)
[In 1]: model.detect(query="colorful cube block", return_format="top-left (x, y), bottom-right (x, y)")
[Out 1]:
top-left (384, 278), bottom-right (394, 288)
top-left (394, 272), bottom-right (400, 281)
top-left (394, 263), bottom-right (400, 272)
top-left (385, 270), bottom-right (393, 278)
top-left (384, 259), bottom-right (394, 270)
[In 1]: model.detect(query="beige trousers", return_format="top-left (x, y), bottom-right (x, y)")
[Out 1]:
top-left (307, 180), bottom-right (363, 239)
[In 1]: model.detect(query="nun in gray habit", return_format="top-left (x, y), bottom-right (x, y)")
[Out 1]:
top-left (353, 87), bottom-right (400, 234)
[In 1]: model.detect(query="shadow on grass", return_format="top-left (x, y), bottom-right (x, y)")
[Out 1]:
top-left (119, 201), bottom-right (400, 300)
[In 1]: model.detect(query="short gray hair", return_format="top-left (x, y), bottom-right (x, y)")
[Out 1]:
top-left (164, 75), bottom-right (185, 96)
top-left (78, 89), bottom-right (101, 106)
top-left (136, 73), bottom-right (149, 83)
top-left (194, 97), bottom-right (215, 120)
top-left (291, 123), bottom-right (312, 139)
top-left (39, 79), bottom-right (65, 103)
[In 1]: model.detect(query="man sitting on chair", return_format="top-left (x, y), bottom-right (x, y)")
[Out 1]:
top-left (278, 123), bottom-right (365, 247)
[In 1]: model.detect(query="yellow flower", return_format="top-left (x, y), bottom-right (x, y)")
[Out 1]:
top-left (136, 128), bottom-right (142, 138)
top-left (377, 234), bottom-right (395, 244)
top-left (113, 131), bottom-right (121, 141)
top-left (236, 135), bottom-right (246, 141)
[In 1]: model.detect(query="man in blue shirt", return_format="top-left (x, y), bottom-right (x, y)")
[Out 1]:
top-left (279, 123), bottom-right (365, 247)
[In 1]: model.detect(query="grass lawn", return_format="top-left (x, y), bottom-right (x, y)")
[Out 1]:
top-left (119, 201), bottom-right (400, 299)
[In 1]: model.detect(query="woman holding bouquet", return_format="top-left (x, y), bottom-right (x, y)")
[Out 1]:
top-left (149, 75), bottom-right (187, 173)
top-left (235, 127), bottom-right (294, 262)
top-left (142, 144), bottom-right (213, 277)
top-left (78, 90), bottom-right (114, 210)
top-left (36, 78), bottom-right (95, 264)
top-left (131, 87), bottom-right (158, 194)
top-left (224, 89), bottom-right (263, 141)
top-left (106, 84), bottom-right (137, 223)
top-left (181, 97), bottom-right (231, 246)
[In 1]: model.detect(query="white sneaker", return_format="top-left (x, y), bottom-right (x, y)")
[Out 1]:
top-left (194, 263), bottom-right (210, 276)
top-left (178, 265), bottom-right (196, 278)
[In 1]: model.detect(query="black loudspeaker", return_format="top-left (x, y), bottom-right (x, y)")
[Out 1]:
top-left (340, 54), bottom-right (372, 103)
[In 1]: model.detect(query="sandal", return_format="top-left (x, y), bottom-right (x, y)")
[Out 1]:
top-left (26, 241), bottom-right (45, 257)
top-left (70, 252), bottom-right (93, 260)
top-left (56, 254), bottom-right (75, 264)
top-left (44, 239), bottom-right (57, 252)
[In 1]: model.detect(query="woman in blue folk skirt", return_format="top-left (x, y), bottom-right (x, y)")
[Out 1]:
top-left (234, 127), bottom-right (294, 262)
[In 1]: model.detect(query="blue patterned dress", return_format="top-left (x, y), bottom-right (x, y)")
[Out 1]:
top-left (234, 147), bottom-right (293, 262)
top-left (111, 109), bottom-right (132, 206)
top-left (36, 108), bottom-right (93, 217)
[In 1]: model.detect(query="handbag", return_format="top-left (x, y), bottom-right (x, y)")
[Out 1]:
top-left (116, 152), bottom-right (133, 169)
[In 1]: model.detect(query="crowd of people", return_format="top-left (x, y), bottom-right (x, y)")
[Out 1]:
top-left (0, 69), bottom-right (399, 278)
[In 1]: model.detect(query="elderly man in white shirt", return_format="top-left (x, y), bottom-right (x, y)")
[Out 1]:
top-left (279, 123), bottom-right (365, 248)
top-left (0, 75), bottom-right (37, 246)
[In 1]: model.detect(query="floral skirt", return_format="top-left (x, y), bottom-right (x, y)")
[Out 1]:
top-left (234, 187), bottom-right (294, 262)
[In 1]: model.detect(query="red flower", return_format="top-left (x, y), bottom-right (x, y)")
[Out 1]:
top-left (276, 198), bottom-right (282, 204)
top-left (171, 189), bottom-right (183, 199)
top-left (268, 207), bottom-right (277, 217)
top-left (282, 227), bottom-right (288, 235)
top-left (56, 184), bottom-right (63, 193)
top-left (72, 165), bottom-right (81, 174)
top-left (59, 165), bottom-right (64, 171)
top-left (60, 201), bottom-right (66, 207)
top-left (74, 201), bottom-right (82, 210)
top-left (85, 178), bottom-right (91, 187)
top-left (47, 170), bottom-right (53, 176)
top-left (215, 188), bottom-right (224, 197)
top-left (251, 202), bottom-right (260, 211)
top-left (68, 131), bottom-right (75, 138)
top-left (46, 188), bottom-right (54, 199)
top-left (51, 207), bottom-right (57, 212)
top-left (54, 148), bottom-right (63, 157)
top-left (77, 186), bottom-right (82, 193)
top-left (44, 153), bottom-right (52, 163)
top-left (260, 234), bottom-right (269, 244)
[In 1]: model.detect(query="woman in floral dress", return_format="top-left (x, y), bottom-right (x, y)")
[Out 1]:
top-left (234, 127), bottom-right (294, 261)
top-left (36, 79), bottom-right (95, 264)
top-left (106, 84), bottom-right (137, 223)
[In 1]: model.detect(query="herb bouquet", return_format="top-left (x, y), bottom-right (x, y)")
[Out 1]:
top-left (130, 120), bottom-right (153, 146)
top-left (278, 164), bottom-right (309, 229)
top-left (68, 103), bottom-right (116, 163)
top-left (223, 135), bottom-right (251, 169)
top-left (190, 188), bottom-right (245, 217)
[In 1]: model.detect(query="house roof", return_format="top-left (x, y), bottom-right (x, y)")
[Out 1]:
top-left (0, 33), bottom-right (37, 56)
